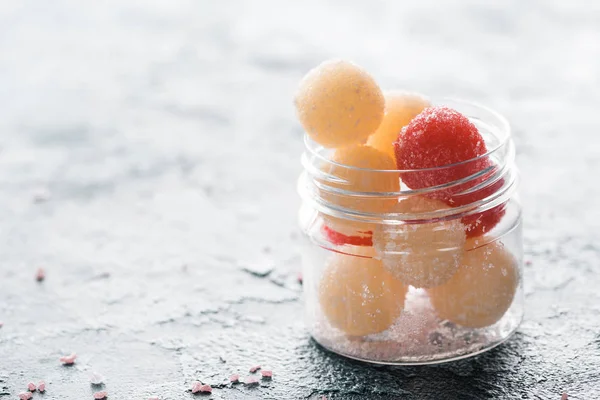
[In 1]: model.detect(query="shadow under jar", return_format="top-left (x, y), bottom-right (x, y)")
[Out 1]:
top-left (297, 98), bottom-right (523, 365)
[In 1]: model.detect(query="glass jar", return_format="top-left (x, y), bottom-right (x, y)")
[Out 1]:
top-left (297, 98), bottom-right (522, 365)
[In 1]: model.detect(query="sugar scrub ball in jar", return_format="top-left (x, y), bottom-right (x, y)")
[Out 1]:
top-left (319, 144), bottom-right (399, 245)
top-left (367, 91), bottom-right (430, 159)
top-left (320, 144), bottom-right (399, 214)
top-left (373, 196), bottom-right (466, 288)
top-left (319, 247), bottom-right (409, 336)
top-left (394, 106), bottom-right (487, 190)
top-left (295, 60), bottom-right (385, 148)
top-left (427, 238), bottom-right (518, 328)
top-left (394, 106), bottom-right (505, 237)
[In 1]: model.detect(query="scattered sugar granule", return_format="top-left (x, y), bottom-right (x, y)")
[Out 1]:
top-left (93, 391), bottom-right (107, 399)
top-left (90, 372), bottom-right (105, 385)
top-left (18, 393), bottom-right (32, 400)
top-left (191, 381), bottom-right (202, 394)
top-left (37, 381), bottom-right (46, 392)
top-left (561, 393), bottom-right (568, 400)
top-left (297, 272), bottom-right (303, 284)
top-left (59, 353), bottom-right (77, 365)
top-left (245, 376), bottom-right (259, 385)
top-left (260, 370), bottom-right (272, 378)
top-left (229, 374), bottom-right (240, 383)
top-left (198, 384), bottom-right (211, 393)
top-left (27, 382), bottom-right (36, 391)
top-left (33, 189), bottom-right (51, 203)
top-left (148, 397), bottom-right (159, 400)
top-left (249, 365), bottom-right (261, 373)
top-left (35, 268), bottom-right (45, 282)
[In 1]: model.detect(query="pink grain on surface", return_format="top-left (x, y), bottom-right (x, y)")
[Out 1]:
top-left (229, 374), bottom-right (240, 382)
top-left (245, 376), bottom-right (259, 385)
top-left (89, 372), bottom-right (105, 385)
top-left (35, 268), bottom-right (45, 282)
top-left (249, 365), bottom-right (261, 373)
top-left (37, 381), bottom-right (46, 392)
top-left (18, 393), bottom-right (32, 400)
top-left (191, 381), bottom-right (203, 394)
top-left (27, 382), bottom-right (36, 391)
top-left (561, 393), bottom-right (568, 400)
top-left (93, 391), bottom-right (108, 399)
top-left (59, 353), bottom-right (77, 365)
top-left (198, 384), bottom-right (212, 393)
top-left (260, 370), bottom-right (272, 378)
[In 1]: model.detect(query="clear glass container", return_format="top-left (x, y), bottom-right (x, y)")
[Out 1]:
top-left (297, 98), bottom-right (522, 365)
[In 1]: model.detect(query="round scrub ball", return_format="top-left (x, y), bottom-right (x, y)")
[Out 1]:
top-left (319, 248), bottom-right (408, 336)
top-left (394, 106), bottom-right (505, 237)
top-left (295, 60), bottom-right (385, 148)
top-left (373, 196), bottom-right (466, 288)
top-left (394, 106), bottom-right (487, 191)
top-left (320, 144), bottom-right (399, 215)
top-left (427, 239), bottom-right (519, 328)
top-left (368, 91), bottom-right (430, 159)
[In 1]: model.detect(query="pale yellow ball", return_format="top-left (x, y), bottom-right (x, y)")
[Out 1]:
top-left (319, 247), bottom-right (408, 336)
top-left (427, 239), bottom-right (519, 328)
top-left (367, 91), bottom-right (430, 159)
top-left (373, 196), bottom-right (466, 288)
top-left (295, 60), bottom-right (385, 148)
top-left (320, 144), bottom-right (399, 215)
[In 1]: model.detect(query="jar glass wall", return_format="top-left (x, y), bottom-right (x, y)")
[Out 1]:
top-left (297, 99), bottom-right (523, 365)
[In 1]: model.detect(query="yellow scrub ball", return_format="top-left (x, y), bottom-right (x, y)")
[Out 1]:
top-left (367, 91), bottom-right (430, 159)
top-left (319, 248), bottom-right (408, 336)
top-left (295, 60), bottom-right (385, 148)
top-left (320, 144), bottom-right (399, 215)
top-left (427, 239), bottom-right (519, 328)
top-left (373, 196), bottom-right (466, 288)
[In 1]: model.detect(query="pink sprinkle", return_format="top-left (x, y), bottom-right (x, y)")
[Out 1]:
top-left (260, 370), bottom-right (273, 378)
top-left (229, 374), bottom-right (240, 383)
top-left (321, 397), bottom-right (327, 400)
top-left (297, 272), bottom-right (303, 284)
top-left (198, 384), bottom-right (212, 393)
top-left (37, 381), bottom-right (46, 392)
top-left (148, 398), bottom-right (159, 400)
top-left (93, 391), bottom-right (107, 399)
top-left (18, 393), bottom-right (32, 400)
top-left (59, 353), bottom-right (77, 365)
top-left (525, 260), bottom-right (532, 266)
top-left (249, 365), bottom-right (261, 373)
top-left (35, 268), bottom-right (45, 282)
top-left (245, 376), bottom-right (259, 385)
top-left (90, 371), bottom-right (105, 385)
top-left (561, 393), bottom-right (568, 400)
top-left (191, 381), bottom-right (202, 394)
top-left (27, 382), bottom-right (36, 391)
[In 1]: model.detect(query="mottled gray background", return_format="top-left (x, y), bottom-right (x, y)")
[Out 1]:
top-left (0, 1), bottom-right (599, 399)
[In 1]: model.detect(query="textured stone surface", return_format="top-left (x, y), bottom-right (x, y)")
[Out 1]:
top-left (1, 1), bottom-right (599, 399)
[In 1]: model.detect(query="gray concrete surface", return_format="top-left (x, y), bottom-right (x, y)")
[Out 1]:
top-left (0, 0), bottom-right (599, 399)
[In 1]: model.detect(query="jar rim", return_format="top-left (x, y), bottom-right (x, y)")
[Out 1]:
top-left (304, 97), bottom-right (511, 174)
top-left (298, 97), bottom-right (518, 221)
